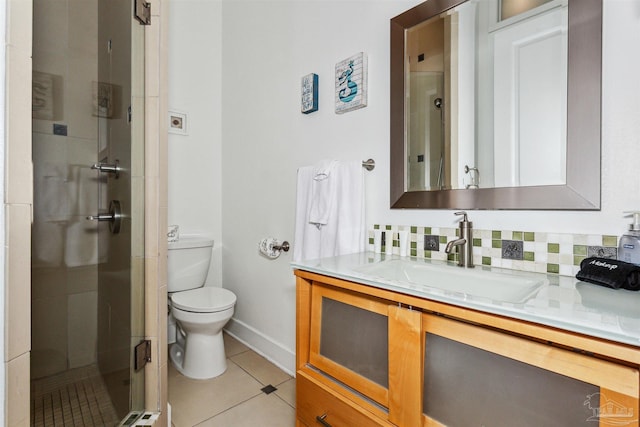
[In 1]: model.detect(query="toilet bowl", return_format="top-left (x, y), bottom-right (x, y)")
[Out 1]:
top-left (170, 287), bottom-right (236, 379)
top-left (168, 236), bottom-right (237, 379)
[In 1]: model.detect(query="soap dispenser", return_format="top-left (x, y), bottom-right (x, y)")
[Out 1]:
top-left (618, 211), bottom-right (640, 265)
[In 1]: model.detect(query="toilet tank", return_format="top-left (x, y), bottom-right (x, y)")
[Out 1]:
top-left (168, 236), bottom-right (214, 292)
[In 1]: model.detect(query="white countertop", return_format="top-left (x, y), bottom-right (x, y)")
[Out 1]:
top-left (292, 252), bottom-right (640, 348)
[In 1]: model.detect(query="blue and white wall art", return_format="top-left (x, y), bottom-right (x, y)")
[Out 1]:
top-left (335, 52), bottom-right (368, 114)
top-left (301, 73), bottom-right (319, 114)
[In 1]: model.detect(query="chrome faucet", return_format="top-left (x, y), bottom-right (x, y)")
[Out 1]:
top-left (445, 211), bottom-right (474, 268)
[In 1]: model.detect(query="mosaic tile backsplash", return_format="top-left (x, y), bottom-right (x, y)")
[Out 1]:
top-left (370, 225), bottom-right (619, 277)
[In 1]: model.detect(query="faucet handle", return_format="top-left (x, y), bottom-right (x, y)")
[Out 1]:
top-left (454, 211), bottom-right (472, 228)
top-left (454, 211), bottom-right (468, 222)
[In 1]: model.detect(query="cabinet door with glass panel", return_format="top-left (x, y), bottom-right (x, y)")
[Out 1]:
top-left (421, 313), bottom-right (640, 427)
top-left (308, 283), bottom-right (422, 426)
top-left (309, 284), bottom-right (391, 406)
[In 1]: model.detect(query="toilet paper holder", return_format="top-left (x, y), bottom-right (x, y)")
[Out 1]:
top-left (258, 237), bottom-right (290, 259)
top-left (273, 241), bottom-right (290, 252)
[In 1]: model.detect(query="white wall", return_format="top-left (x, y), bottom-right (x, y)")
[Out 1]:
top-left (167, 0), bottom-right (223, 287)
top-left (168, 0), bottom-right (640, 374)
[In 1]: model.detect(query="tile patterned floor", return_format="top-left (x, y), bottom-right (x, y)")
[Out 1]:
top-left (169, 333), bottom-right (296, 427)
top-left (30, 364), bottom-right (120, 427)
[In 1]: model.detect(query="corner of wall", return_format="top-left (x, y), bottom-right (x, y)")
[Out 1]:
top-left (224, 319), bottom-right (296, 376)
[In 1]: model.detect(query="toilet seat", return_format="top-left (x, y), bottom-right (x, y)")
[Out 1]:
top-left (171, 287), bottom-right (236, 313)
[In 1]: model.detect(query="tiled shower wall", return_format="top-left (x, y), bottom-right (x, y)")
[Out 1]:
top-left (371, 224), bottom-right (619, 277)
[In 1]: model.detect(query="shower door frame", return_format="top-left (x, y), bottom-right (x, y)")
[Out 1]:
top-left (4, 0), bottom-right (168, 424)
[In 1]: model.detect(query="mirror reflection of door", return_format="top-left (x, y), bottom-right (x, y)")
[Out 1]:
top-left (406, 15), bottom-right (447, 191)
top-left (408, 72), bottom-right (445, 191)
top-left (492, 2), bottom-right (567, 187)
top-left (405, 0), bottom-right (568, 191)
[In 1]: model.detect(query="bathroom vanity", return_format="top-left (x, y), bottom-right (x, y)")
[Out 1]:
top-left (293, 253), bottom-right (640, 427)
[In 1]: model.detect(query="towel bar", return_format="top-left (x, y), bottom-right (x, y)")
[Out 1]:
top-left (362, 159), bottom-right (375, 171)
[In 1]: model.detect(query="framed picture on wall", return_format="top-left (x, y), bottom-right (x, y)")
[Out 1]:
top-left (335, 52), bottom-right (368, 114)
top-left (301, 73), bottom-right (319, 114)
top-left (33, 71), bottom-right (61, 120)
top-left (92, 81), bottom-right (115, 118)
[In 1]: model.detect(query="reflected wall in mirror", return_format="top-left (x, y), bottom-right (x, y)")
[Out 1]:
top-left (390, 0), bottom-right (602, 210)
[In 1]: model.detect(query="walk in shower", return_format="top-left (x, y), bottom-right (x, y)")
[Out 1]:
top-left (407, 71), bottom-right (445, 191)
top-left (31, 0), bottom-right (145, 424)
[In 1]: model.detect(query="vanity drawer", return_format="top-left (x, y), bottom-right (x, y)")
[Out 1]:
top-left (297, 372), bottom-right (389, 427)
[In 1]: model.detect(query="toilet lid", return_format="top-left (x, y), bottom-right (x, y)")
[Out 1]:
top-left (171, 287), bottom-right (236, 313)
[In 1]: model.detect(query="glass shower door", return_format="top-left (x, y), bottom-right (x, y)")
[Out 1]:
top-left (95, 0), bottom-right (146, 420)
top-left (407, 71), bottom-right (445, 191)
top-left (31, 0), bottom-right (145, 424)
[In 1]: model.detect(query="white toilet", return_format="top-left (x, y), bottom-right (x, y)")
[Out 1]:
top-left (168, 235), bottom-right (237, 379)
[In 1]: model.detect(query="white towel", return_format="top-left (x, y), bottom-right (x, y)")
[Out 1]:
top-left (34, 162), bottom-right (68, 221)
top-left (309, 159), bottom-right (337, 228)
top-left (31, 220), bottom-right (66, 267)
top-left (293, 160), bottom-right (365, 261)
top-left (312, 159), bottom-right (337, 181)
top-left (293, 166), bottom-right (319, 261)
top-left (67, 164), bottom-right (97, 216)
top-left (65, 217), bottom-right (99, 267)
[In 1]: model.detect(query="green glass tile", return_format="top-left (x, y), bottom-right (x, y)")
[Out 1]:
top-left (425, 227), bottom-right (432, 234)
top-left (603, 235), bottom-right (617, 247)
top-left (411, 241), bottom-right (417, 249)
top-left (447, 253), bottom-right (457, 262)
top-left (513, 231), bottom-right (523, 240)
top-left (411, 226), bottom-right (417, 233)
top-left (374, 224), bottom-right (380, 229)
top-left (439, 236), bottom-right (448, 244)
top-left (473, 238), bottom-right (481, 247)
top-left (574, 255), bottom-right (586, 266)
top-left (524, 232), bottom-right (535, 242)
top-left (547, 243), bottom-right (560, 254)
top-left (424, 250), bottom-right (432, 259)
top-left (523, 251), bottom-right (534, 261)
top-left (547, 263), bottom-right (560, 274)
top-left (482, 256), bottom-right (492, 266)
top-left (492, 240), bottom-right (502, 249)
top-left (411, 249), bottom-right (417, 257)
top-left (385, 225), bottom-right (392, 230)
top-left (492, 230), bottom-right (501, 239)
top-left (368, 237), bottom-right (373, 244)
top-left (573, 245), bottom-right (587, 256)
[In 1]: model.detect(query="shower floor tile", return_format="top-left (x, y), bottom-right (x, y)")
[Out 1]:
top-left (169, 333), bottom-right (295, 427)
top-left (31, 364), bottom-right (120, 427)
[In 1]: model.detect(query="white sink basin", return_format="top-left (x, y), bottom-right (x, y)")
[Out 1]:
top-left (352, 259), bottom-right (546, 303)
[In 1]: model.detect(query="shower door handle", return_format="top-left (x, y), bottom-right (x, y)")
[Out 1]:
top-left (87, 200), bottom-right (122, 234)
top-left (91, 160), bottom-right (120, 178)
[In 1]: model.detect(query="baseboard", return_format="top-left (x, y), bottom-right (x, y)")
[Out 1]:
top-left (224, 318), bottom-right (295, 376)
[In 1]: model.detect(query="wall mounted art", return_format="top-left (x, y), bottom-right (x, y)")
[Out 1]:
top-left (335, 52), bottom-right (368, 114)
top-left (92, 81), bottom-right (116, 118)
top-left (301, 73), bottom-right (319, 114)
top-left (33, 71), bottom-right (63, 121)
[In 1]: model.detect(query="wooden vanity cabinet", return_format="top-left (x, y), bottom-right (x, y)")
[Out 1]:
top-left (421, 313), bottom-right (639, 426)
top-left (295, 270), bottom-right (640, 427)
top-left (296, 271), bottom-right (419, 427)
